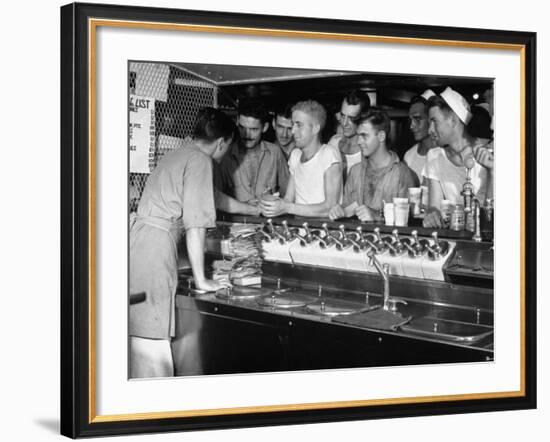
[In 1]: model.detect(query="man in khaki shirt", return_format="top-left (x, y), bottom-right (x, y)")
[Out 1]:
top-left (272, 103), bottom-right (296, 160)
top-left (217, 98), bottom-right (289, 204)
top-left (329, 109), bottom-right (418, 222)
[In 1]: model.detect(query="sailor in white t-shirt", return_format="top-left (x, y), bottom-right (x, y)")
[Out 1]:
top-left (423, 147), bottom-right (488, 205)
top-left (259, 100), bottom-right (343, 218)
top-left (423, 87), bottom-right (494, 229)
top-left (403, 91), bottom-right (437, 183)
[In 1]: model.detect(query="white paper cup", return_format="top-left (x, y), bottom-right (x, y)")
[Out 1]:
top-left (384, 203), bottom-right (395, 226)
top-left (394, 203), bottom-right (410, 227)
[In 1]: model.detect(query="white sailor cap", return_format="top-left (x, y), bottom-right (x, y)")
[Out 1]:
top-left (421, 89), bottom-right (436, 100)
top-left (440, 86), bottom-right (472, 124)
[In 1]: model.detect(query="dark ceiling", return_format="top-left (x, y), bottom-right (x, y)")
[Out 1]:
top-left (171, 62), bottom-right (493, 113)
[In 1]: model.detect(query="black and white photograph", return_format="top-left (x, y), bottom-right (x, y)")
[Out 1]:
top-left (2, 0), bottom-right (546, 440)
top-left (128, 61), bottom-right (496, 379)
top-left (56, 2), bottom-right (537, 438)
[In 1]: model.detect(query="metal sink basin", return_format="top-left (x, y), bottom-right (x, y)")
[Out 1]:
top-left (256, 289), bottom-right (318, 308)
top-left (215, 286), bottom-right (271, 300)
top-left (306, 298), bottom-right (378, 317)
top-left (399, 316), bottom-right (493, 343)
top-left (333, 307), bottom-right (410, 331)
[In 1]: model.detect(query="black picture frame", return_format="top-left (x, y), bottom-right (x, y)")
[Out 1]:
top-left (60, 2), bottom-right (537, 438)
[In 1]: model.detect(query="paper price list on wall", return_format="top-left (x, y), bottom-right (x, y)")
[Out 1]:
top-left (129, 94), bottom-right (156, 173)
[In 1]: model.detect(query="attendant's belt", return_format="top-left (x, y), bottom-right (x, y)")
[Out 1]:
top-left (130, 214), bottom-right (183, 248)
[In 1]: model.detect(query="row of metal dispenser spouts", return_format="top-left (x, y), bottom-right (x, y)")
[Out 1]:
top-left (260, 219), bottom-right (451, 261)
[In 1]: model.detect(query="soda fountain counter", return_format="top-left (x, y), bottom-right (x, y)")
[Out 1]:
top-left (171, 214), bottom-right (494, 376)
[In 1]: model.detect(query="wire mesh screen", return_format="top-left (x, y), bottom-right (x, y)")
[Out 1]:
top-left (129, 62), bottom-right (218, 212)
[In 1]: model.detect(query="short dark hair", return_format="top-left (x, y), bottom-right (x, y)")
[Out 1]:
top-left (427, 95), bottom-right (453, 117)
top-left (273, 103), bottom-right (293, 120)
top-left (237, 98), bottom-right (269, 124)
top-left (409, 95), bottom-right (428, 110)
top-left (358, 107), bottom-right (391, 140)
top-left (193, 107), bottom-right (236, 142)
top-left (343, 90), bottom-right (371, 112)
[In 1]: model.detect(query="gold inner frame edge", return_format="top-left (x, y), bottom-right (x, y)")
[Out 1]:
top-left (87, 18), bottom-right (527, 423)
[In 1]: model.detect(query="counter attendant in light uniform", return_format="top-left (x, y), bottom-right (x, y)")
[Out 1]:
top-left (403, 90), bottom-right (437, 183)
top-left (260, 100), bottom-right (342, 218)
top-left (423, 88), bottom-right (494, 228)
top-left (329, 109), bottom-right (418, 221)
top-left (129, 107), bottom-right (234, 378)
top-left (328, 90), bottom-right (370, 181)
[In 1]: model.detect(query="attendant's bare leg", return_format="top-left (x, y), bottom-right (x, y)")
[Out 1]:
top-left (130, 336), bottom-right (174, 378)
top-left (171, 332), bottom-right (203, 376)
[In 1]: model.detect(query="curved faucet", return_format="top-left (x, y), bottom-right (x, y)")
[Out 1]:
top-left (281, 220), bottom-right (300, 242)
top-left (366, 249), bottom-right (407, 312)
top-left (364, 236), bottom-right (383, 253)
top-left (311, 231), bottom-right (329, 248)
top-left (300, 222), bottom-right (314, 244)
top-left (387, 229), bottom-right (407, 256)
top-left (333, 225), bottom-right (353, 250)
top-left (296, 222), bottom-right (322, 246)
top-left (426, 231), bottom-right (449, 260)
top-left (373, 227), bottom-right (383, 243)
top-left (321, 222), bottom-right (335, 242)
top-left (348, 226), bottom-right (368, 252)
top-left (366, 249), bottom-right (391, 311)
top-left (321, 223), bottom-right (345, 249)
top-left (346, 228), bottom-right (365, 252)
top-left (402, 240), bottom-right (419, 257)
top-left (402, 230), bottom-right (427, 258)
top-left (362, 227), bottom-right (387, 254)
top-left (266, 219), bottom-right (287, 244)
top-left (331, 235), bottom-right (346, 250)
top-left (373, 227), bottom-right (392, 250)
top-left (259, 225), bottom-right (273, 242)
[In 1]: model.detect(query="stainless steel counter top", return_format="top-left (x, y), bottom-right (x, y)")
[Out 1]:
top-left (176, 278), bottom-right (493, 354)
